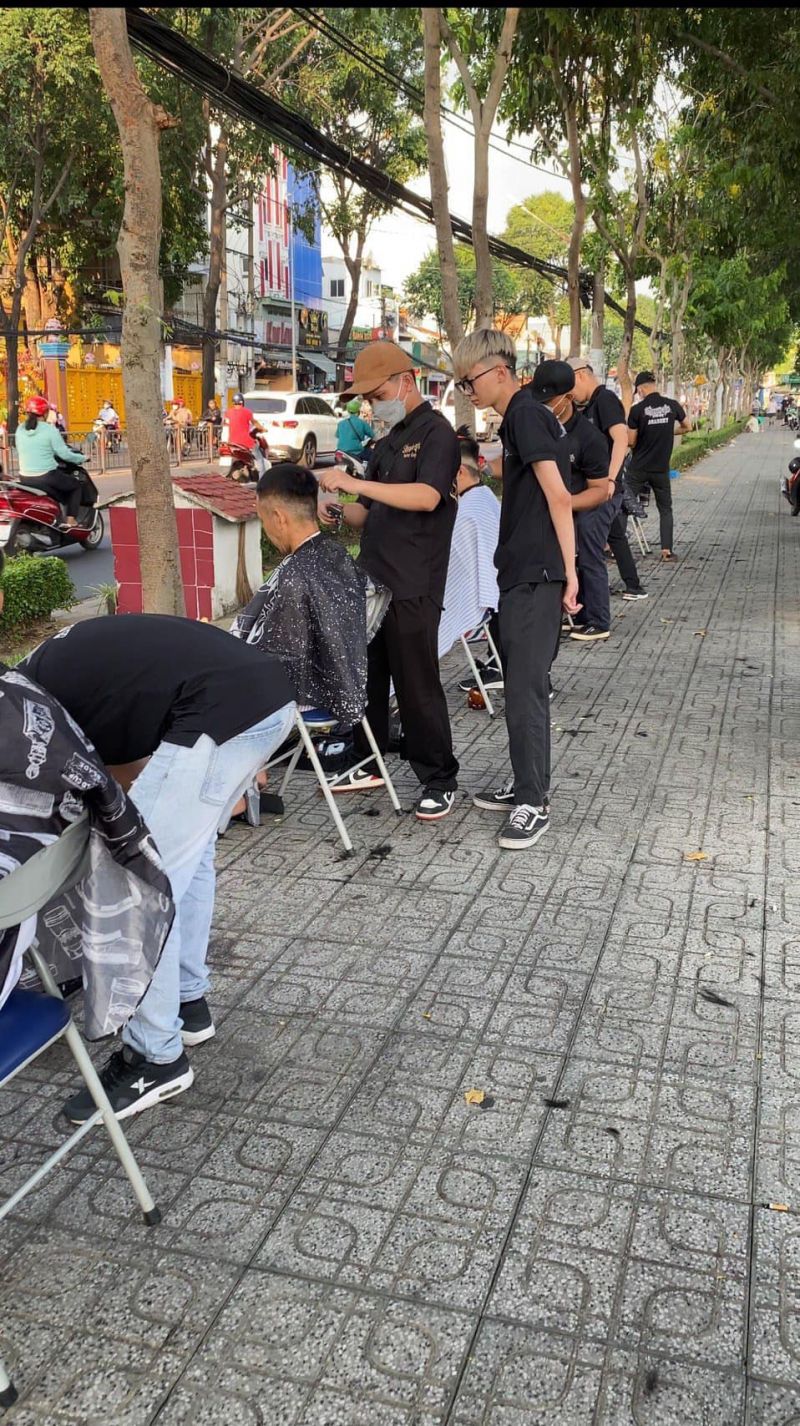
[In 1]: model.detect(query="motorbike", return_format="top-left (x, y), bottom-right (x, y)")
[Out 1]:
top-left (93, 417), bottom-right (122, 452)
top-left (0, 466), bottom-right (105, 555)
top-left (218, 426), bottom-right (272, 483)
top-left (781, 455), bottom-right (800, 516)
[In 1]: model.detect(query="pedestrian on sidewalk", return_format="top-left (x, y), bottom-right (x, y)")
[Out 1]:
top-left (568, 357), bottom-right (647, 601)
top-left (318, 341), bottom-right (460, 822)
top-left (627, 372), bottom-right (691, 561)
top-left (453, 331), bottom-right (579, 851)
top-left (22, 616), bottom-right (296, 1123)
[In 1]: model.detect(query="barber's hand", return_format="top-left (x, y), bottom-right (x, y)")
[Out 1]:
top-left (607, 478), bottom-right (616, 500)
top-left (562, 573), bottom-right (581, 616)
top-left (319, 467), bottom-right (358, 496)
top-left (318, 496), bottom-right (341, 528)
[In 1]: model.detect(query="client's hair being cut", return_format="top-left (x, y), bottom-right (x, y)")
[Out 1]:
top-left (453, 329), bottom-right (517, 380)
top-left (256, 463), bottom-right (318, 520)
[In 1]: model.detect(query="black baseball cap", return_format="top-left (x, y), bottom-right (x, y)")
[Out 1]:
top-left (634, 371), bottom-right (656, 390)
top-left (530, 360), bottom-right (575, 402)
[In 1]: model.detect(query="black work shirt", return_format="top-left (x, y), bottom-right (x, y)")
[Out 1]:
top-left (584, 386), bottom-right (627, 460)
top-left (357, 401), bottom-right (459, 604)
top-left (23, 615), bottom-right (295, 765)
top-left (563, 410), bottom-right (610, 494)
top-left (496, 389), bottom-right (571, 591)
top-left (628, 392), bottom-right (686, 475)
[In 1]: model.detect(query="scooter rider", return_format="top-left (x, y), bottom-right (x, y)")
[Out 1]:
top-left (14, 396), bottom-right (88, 529)
top-left (224, 392), bottom-right (268, 476)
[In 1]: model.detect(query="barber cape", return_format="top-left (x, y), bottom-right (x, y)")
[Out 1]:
top-left (438, 484), bottom-right (501, 657)
top-left (232, 533), bottom-right (389, 727)
top-left (0, 664), bottom-right (173, 1037)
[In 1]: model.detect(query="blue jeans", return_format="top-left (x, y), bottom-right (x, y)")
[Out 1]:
top-left (575, 497), bottom-right (617, 632)
top-left (123, 703), bottom-right (295, 1063)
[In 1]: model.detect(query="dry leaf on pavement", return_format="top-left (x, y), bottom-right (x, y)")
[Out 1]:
top-left (684, 850), bottom-right (708, 861)
top-left (464, 1089), bottom-right (486, 1106)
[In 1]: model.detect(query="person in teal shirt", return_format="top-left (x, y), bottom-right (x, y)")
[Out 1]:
top-left (336, 399), bottom-right (374, 459)
top-left (14, 396), bottom-right (87, 526)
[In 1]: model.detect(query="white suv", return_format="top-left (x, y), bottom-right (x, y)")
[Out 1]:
top-left (441, 381), bottom-right (500, 441)
top-left (239, 391), bottom-right (341, 466)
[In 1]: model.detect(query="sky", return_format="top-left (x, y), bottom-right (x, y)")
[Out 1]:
top-left (320, 114), bottom-right (573, 297)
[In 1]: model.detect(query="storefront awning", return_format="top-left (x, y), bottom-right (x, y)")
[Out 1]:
top-left (305, 353), bottom-right (337, 380)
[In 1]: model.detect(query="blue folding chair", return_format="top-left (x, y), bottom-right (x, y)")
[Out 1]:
top-left (0, 932), bottom-right (161, 1410)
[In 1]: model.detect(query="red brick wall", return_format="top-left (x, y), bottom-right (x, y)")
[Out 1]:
top-left (110, 505), bottom-right (215, 619)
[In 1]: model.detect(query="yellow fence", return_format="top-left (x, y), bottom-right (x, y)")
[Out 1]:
top-left (66, 368), bottom-right (125, 430)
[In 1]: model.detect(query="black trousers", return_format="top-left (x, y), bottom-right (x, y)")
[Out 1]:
top-left (21, 467), bottom-right (82, 521)
top-left (354, 596), bottom-right (459, 791)
top-left (498, 580), bottom-right (563, 808)
top-left (627, 468), bottom-right (673, 551)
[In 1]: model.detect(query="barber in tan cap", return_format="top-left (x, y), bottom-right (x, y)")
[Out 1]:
top-left (319, 341), bottom-right (460, 821)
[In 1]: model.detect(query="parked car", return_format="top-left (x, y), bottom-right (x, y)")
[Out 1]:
top-left (440, 381), bottom-right (500, 441)
top-left (239, 391), bottom-right (340, 466)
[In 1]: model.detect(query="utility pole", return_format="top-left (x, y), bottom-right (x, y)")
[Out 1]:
top-left (289, 207), bottom-right (298, 389)
top-left (220, 237), bottom-right (229, 401)
top-left (246, 181), bottom-right (256, 390)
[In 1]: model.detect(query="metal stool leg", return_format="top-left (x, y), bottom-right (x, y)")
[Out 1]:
top-left (459, 635), bottom-right (495, 716)
top-left (485, 621), bottom-right (503, 671)
top-left (294, 715), bottom-right (354, 855)
top-left (359, 716), bottom-right (403, 812)
top-left (278, 735), bottom-right (305, 798)
top-left (27, 948), bottom-right (161, 1227)
top-left (0, 1356), bottom-right (17, 1411)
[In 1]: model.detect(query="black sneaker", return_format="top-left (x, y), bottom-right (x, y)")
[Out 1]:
top-left (180, 996), bottom-right (215, 1047)
top-left (458, 663), bottom-right (504, 693)
top-left (473, 776), bottom-right (515, 812)
top-left (64, 1047), bottom-right (194, 1124)
top-left (328, 765), bottom-right (385, 793)
top-left (474, 780), bottom-right (550, 813)
top-left (415, 788), bottom-right (455, 821)
top-left (497, 805), bottom-right (550, 850)
top-left (622, 588), bottom-right (649, 601)
top-left (458, 660), bottom-right (503, 692)
top-left (569, 625), bottom-right (610, 642)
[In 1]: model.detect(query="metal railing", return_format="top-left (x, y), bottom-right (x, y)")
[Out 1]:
top-left (0, 423), bottom-right (217, 478)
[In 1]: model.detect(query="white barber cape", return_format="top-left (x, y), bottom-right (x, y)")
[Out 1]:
top-left (438, 484), bottom-right (501, 657)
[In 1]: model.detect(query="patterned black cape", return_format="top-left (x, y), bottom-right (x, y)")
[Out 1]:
top-left (0, 664), bottom-right (174, 1038)
top-left (232, 534), bottom-right (386, 727)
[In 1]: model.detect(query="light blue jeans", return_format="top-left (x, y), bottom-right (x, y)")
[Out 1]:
top-left (123, 702), bottom-right (295, 1063)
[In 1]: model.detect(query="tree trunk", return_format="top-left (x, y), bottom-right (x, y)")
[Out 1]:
top-left (589, 261), bottom-right (605, 378)
top-left (89, 7), bottom-right (185, 616)
top-left (617, 266), bottom-right (637, 412)
top-left (565, 102), bottom-right (586, 357)
top-left (202, 120), bottom-right (228, 410)
top-left (22, 256), bottom-right (43, 334)
top-left (670, 270), bottom-right (691, 405)
top-left (335, 231), bottom-right (366, 380)
top-left (422, 9), bottom-right (471, 428)
top-left (471, 128), bottom-right (493, 328)
top-left (2, 305), bottom-right (21, 435)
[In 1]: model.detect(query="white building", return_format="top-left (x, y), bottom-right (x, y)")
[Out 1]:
top-left (321, 255), bottom-right (397, 343)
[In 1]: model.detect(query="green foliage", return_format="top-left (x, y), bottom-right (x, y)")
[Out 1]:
top-left (404, 244), bottom-right (520, 331)
top-left (0, 554), bottom-right (76, 632)
top-left (501, 192), bottom-right (572, 320)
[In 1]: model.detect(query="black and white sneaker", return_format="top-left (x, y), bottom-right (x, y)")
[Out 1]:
top-left (497, 804), bottom-right (550, 850)
top-left (569, 625), bottom-right (610, 642)
top-left (622, 588), bottom-right (649, 601)
top-left (64, 1046), bottom-right (194, 1124)
top-left (415, 788), bottom-right (455, 821)
top-left (328, 765), bottom-right (385, 793)
top-left (473, 776), bottom-right (515, 812)
top-left (180, 996), bottom-right (215, 1047)
top-left (458, 661), bottom-right (504, 693)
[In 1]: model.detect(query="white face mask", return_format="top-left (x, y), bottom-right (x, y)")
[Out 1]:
top-left (372, 376), bottom-right (408, 430)
top-left (551, 396), bottom-right (571, 425)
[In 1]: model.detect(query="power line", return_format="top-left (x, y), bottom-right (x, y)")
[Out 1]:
top-left (290, 6), bottom-right (568, 182)
top-left (121, 8), bottom-right (652, 335)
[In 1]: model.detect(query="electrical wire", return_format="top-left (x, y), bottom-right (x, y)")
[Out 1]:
top-left (118, 8), bottom-right (652, 335)
top-left (289, 6), bottom-right (566, 181)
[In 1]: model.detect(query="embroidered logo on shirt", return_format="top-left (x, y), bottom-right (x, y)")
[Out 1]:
top-left (402, 442), bottom-right (421, 460)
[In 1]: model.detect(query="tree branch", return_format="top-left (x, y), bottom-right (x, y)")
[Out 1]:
top-left (675, 30), bottom-right (777, 103)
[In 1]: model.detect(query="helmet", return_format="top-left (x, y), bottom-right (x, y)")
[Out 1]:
top-left (175, 397), bottom-right (185, 407)
top-left (346, 399), bottom-right (361, 415)
top-left (233, 393), bottom-right (245, 405)
top-left (25, 395), bottom-right (50, 417)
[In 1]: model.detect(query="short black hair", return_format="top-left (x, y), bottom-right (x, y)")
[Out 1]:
top-left (456, 426), bottom-right (481, 463)
top-left (256, 462), bottom-right (318, 519)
